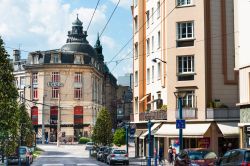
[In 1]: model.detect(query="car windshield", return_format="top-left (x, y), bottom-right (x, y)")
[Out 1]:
top-left (113, 150), bottom-right (126, 154)
top-left (87, 142), bottom-right (93, 145)
top-left (19, 148), bottom-right (26, 155)
top-left (188, 150), bottom-right (208, 160)
top-left (245, 151), bottom-right (250, 162)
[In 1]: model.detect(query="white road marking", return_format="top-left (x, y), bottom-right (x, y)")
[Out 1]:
top-left (77, 164), bottom-right (98, 166)
top-left (42, 164), bottom-right (64, 166)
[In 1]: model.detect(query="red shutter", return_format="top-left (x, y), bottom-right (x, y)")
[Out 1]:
top-left (31, 107), bottom-right (38, 125)
top-left (74, 106), bottom-right (83, 124)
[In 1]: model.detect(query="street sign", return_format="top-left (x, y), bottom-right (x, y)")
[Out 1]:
top-left (47, 82), bottom-right (64, 87)
top-left (176, 119), bottom-right (186, 129)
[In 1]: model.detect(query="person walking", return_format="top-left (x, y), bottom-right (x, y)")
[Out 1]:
top-left (168, 146), bottom-right (174, 165)
top-left (159, 146), bottom-right (163, 165)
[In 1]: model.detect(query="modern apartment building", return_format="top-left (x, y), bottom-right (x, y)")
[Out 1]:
top-left (132, 0), bottom-right (239, 157)
top-left (234, 0), bottom-right (250, 148)
top-left (17, 16), bottom-right (117, 143)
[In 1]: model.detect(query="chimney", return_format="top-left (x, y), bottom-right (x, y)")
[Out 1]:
top-left (13, 49), bottom-right (20, 62)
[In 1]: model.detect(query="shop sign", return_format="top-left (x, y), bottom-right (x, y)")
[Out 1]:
top-left (47, 82), bottom-right (64, 87)
top-left (198, 138), bottom-right (210, 148)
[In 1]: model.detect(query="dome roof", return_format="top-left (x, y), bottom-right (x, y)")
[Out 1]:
top-left (72, 14), bottom-right (82, 26)
top-left (61, 43), bottom-right (97, 57)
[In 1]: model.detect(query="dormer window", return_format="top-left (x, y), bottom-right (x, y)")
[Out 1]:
top-left (54, 54), bottom-right (59, 63)
top-left (33, 55), bottom-right (39, 64)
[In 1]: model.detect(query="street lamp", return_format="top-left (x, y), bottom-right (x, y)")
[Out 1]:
top-left (152, 58), bottom-right (167, 64)
top-left (145, 113), bottom-right (153, 166)
top-left (174, 91), bottom-right (187, 151)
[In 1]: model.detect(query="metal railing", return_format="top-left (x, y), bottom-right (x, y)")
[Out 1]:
top-left (175, 108), bottom-right (197, 119)
top-left (139, 110), bottom-right (167, 121)
top-left (206, 108), bottom-right (240, 119)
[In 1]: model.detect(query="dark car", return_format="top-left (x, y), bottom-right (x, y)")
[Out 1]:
top-left (101, 147), bottom-right (114, 163)
top-left (175, 148), bottom-right (217, 166)
top-left (216, 149), bottom-right (250, 166)
top-left (96, 146), bottom-right (108, 161)
top-left (8, 146), bottom-right (33, 165)
top-left (107, 149), bottom-right (129, 165)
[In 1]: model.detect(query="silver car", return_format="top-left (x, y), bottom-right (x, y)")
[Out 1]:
top-left (107, 149), bottom-right (129, 165)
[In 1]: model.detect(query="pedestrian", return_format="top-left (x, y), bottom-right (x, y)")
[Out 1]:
top-left (168, 146), bottom-right (174, 165)
top-left (159, 146), bottom-right (163, 165)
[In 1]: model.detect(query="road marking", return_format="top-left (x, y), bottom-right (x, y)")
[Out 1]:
top-left (42, 164), bottom-right (64, 166)
top-left (77, 164), bottom-right (98, 166)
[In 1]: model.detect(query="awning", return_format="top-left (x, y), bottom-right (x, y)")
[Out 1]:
top-left (139, 123), bottom-right (161, 139)
top-left (134, 129), bottom-right (147, 137)
top-left (139, 94), bottom-right (149, 103)
top-left (217, 122), bottom-right (239, 137)
top-left (155, 123), bottom-right (211, 137)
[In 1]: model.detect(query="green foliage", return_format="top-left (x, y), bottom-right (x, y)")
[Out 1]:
top-left (0, 36), bottom-right (20, 156)
top-left (113, 128), bottom-right (126, 147)
top-left (160, 105), bottom-right (168, 111)
top-left (19, 103), bottom-right (34, 147)
top-left (78, 137), bottom-right (91, 144)
top-left (92, 108), bottom-right (113, 146)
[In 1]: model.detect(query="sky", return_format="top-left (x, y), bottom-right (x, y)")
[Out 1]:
top-left (0, 0), bottom-right (133, 77)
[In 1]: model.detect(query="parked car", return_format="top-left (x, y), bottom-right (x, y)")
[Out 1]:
top-left (101, 147), bottom-right (114, 163)
top-left (175, 148), bottom-right (217, 166)
top-left (8, 146), bottom-right (33, 165)
top-left (216, 148), bottom-right (250, 166)
top-left (107, 149), bottom-right (129, 165)
top-left (96, 146), bottom-right (108, 161)
top-left (85, 142), bottom-right (94, 150)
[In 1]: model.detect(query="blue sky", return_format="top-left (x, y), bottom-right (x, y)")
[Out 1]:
top-left (0, 0), bottom-right (133, 77)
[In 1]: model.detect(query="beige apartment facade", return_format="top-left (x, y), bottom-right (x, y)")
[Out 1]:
top-left (234, 0), bottom-right (250, 148)
top-left (132, 0), bottom-right (239, 157)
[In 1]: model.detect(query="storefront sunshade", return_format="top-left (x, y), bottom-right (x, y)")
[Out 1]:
top-left (217, 122), bottom-right (239, 137)
top-left (139, 123), bottom-right (161, 139)
top-left (134, 129), bottom-right (147, 137)
top-left (154, 123), bottom-right (211, 137)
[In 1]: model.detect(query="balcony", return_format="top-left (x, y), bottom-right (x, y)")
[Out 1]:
top-left (175, 108), bottom-right (197, 119)
top-left (206, 108), bottom-right (240, 120)
top-left (139, 110), bottom-right (167, 121)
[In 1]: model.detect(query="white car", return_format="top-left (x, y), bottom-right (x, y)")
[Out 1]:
top-left (85, 142), bottom-right (94, 150)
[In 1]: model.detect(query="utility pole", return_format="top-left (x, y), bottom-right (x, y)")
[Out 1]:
top-left (42, 95), bottom-right (45, 144)
top-left (57, 92), bottom-right (61, 147)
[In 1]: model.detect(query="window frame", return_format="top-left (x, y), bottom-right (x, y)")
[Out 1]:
top-left (157, 62), bottom-right (161, 79)
top-left (157, 1), bottom-right (160, 18)
top-left (134, 15), bottom-right (138, 32)
top-left (74, 88), bottom-right (82, 99)
top-left (52, 87), bottom-right (59, 99)
top-left (177, 55), bottom-right (195, 75)
top-left (33, 87), bottom-right (38, 100)
top-left (176, 0), bottom-right (193, 7)
top-left (74, 72), bottom-right (82, 83)
top-left (32, 73), bottom-right (38, 84)
top-left (147, 68), bottom-right (150, 84)
top-left (152, 65), bottom-right (155, 83)
top-left (177, 21), bottom-right (194, 40)
top-left (135, 42), bottom-right (139, 59)
top-left (146, 10), bottom-right (150, 28)
top-left (135, 71), bottom-right (138, 87)
top-left (158, 31), bottom-right (161, 48)
top-left (146, 38), bottom-right (150, 56)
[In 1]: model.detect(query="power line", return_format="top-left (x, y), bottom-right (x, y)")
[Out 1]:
top-left (106, 0), bottom-right (168, 65)
top-left (86, 0), bottom-right (101, 31)
top-left (99, 0), bottom-right (120, 37)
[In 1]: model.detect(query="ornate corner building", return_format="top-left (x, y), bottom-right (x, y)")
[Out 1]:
top-left (12, 16), bottom-right (118, 142)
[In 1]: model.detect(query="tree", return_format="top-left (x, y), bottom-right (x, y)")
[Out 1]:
top-left (0, 36), bottom-right (20, 160)
top-left (92, 108), bottom-right (113, 146)
top-left (113, 128), bottom-right (125, 147)
top-left (19, 103), bottom-right (34, 147)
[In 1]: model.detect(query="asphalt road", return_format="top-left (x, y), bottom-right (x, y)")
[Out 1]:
top-left (31, 144), bottom-right (108, 166)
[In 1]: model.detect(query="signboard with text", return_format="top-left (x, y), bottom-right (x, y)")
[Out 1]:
top-left (47, 82), bottom-right (64, 87)
top-left (176, 119), bottom-right (186, 129)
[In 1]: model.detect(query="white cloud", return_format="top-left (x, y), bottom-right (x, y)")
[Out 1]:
top-left (0, 0), bottom-right (108, 51)
top-left (101, 35), bottom-right (116, 50)
top-left (109, 0), bottom-right (132, 10)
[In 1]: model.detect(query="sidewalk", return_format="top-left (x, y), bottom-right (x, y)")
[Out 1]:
top-left (129, 157), bottom-right (173, 166)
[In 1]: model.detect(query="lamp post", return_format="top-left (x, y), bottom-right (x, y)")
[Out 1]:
top-left (125, 123), bottom-right (129, 155)
top-left (145, 113), bottom-right (153, 166)
top-left (42, 94), bottom-right (46, 144)
top-left (174, 91), bottom-right (187, 151)
top-left (152, 58), bottom-right (167, 64)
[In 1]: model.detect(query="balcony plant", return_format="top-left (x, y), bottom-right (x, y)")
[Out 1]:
top-left (160, 105), bottom-right (167, 111)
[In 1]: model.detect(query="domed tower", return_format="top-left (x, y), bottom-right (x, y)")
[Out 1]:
top-left (61, 15), bottom-right (97, 59)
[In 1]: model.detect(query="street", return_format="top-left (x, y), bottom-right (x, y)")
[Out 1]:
top-left (30, 143), bottom-right (151, 166)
